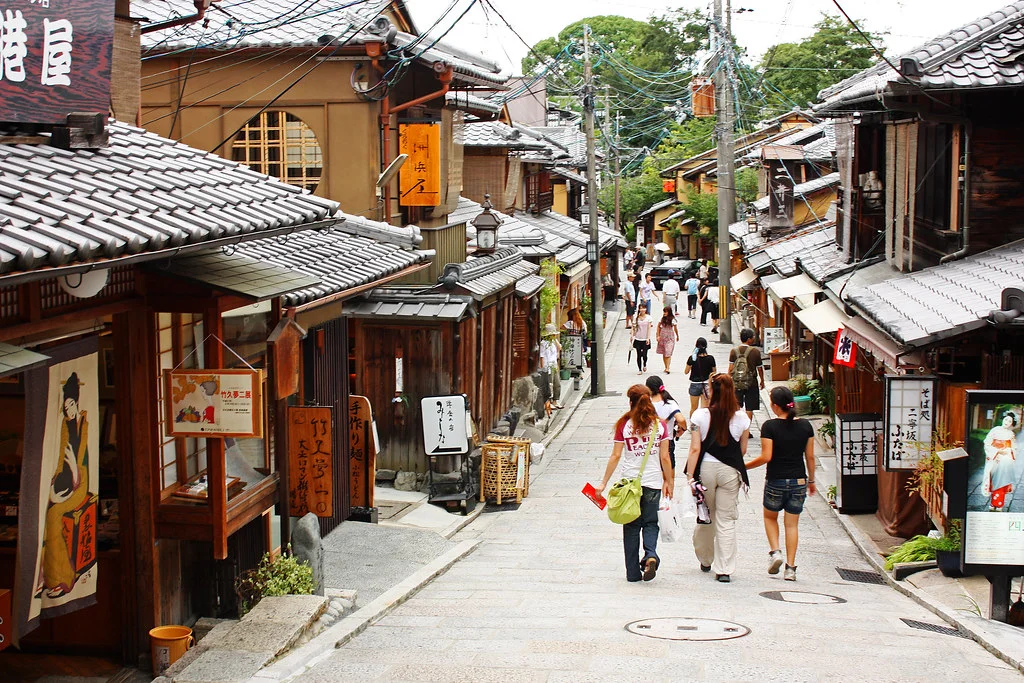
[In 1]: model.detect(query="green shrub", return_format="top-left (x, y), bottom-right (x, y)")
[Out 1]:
top-left (235, 548), bottom-right (316, 616)
top-left (788, 374), bottom-right (810, 396)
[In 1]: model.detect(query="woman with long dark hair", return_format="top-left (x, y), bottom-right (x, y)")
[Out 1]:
top-left (596, 385), bottom-right (674, 582)
top-left (746, 386), bottom-right (816, 581)
top-left (646, 376), bottom-right (685, 473)
top-left (684, 373), bottom-right (751, 582)
top-left (656, 307), bottom-right (679, 373)
top-left (631, 306), bottom-right (653, 375)
top-left (684, 337), bottom-right (716, 416)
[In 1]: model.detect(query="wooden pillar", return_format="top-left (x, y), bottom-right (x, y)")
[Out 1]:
top-left (204, 305), bottom-right (229, 560)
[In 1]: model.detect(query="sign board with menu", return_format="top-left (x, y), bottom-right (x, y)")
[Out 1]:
top-left (165, 369), bottom-right (264, 438)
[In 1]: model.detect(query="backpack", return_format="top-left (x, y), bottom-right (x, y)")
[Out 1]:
top-left (732, 345), bottom-right (754, 390)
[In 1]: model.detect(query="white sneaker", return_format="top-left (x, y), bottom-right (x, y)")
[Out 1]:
top-left (768, 550), bottom-right (783, 575)
top-left (784, 565), bottom-right (797, 581)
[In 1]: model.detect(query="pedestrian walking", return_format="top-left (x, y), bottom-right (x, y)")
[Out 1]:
top-left (661, 270), bottom-right (681, 314)
top-left (646, 375), bottom-right (686, 473)
top-left (684, 273), bottom-right (700, 319)
top-left (728, 328), bottom-right (766, 420)
top-left (622, 274), bottom-right (636, 330)
top-left (633, 246), bottom-right (646, 275)
top-left (639, 273), bottom-right (656, 315)
top-left (655, 307), bottom-right (679, 374)
top-left (745, 386), bottom-right (816, 581)
top-left (685, 373), bottom-right (751, 583)
top-left (697, 259), bottom-right (708, 281)
top-left (698, 278), bottom-right (720, 331)
top-left (539, 324), bottom-right (563, 409)
top-left (595, 384), bottom-right (674, 582)
top-left (684, 337), bottom-right (716, 416)
top-left (631, 307), bottom-right (653, 374)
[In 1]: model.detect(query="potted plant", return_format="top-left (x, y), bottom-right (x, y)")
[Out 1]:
top-left (817, 419), bottom-right (835, 450)
top-left (934, 520), bottom-right (963, 578)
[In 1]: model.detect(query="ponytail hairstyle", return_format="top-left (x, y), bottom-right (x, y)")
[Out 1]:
top-left (614, 384), bottom-right (658, 436)
top-left (645, 375), bottom-right (675, 403)
top-left (770, 386), bottom-right (797, 421)
top-left (708, 373), bottom-right (740, 446)
top-left (690, 336), bottom-right (708, 363)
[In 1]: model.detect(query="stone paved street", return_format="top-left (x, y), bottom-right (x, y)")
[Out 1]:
top-left (296, 298), bottom-right (1023, 682)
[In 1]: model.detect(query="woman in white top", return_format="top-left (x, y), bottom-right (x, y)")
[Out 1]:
top-left (646, 375), bottom-right (685, 474)
top-left (684, 373), bottom-right (751, 583)
top-left (539, 323), bottom-right (562, 409)
top-left (631, 307), bottom-right (653, 374)
top-left (595, 384), bottom-right (674, 582)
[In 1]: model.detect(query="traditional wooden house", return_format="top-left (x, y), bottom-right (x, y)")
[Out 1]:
top-left (636, 197), bottom-right (678, 253)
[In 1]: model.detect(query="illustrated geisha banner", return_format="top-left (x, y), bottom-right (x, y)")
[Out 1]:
top-left (16, 350), bottom-right (100, 642)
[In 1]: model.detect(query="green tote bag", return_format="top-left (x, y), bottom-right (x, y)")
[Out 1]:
top-left (607, 424), bottom-right (658, 525)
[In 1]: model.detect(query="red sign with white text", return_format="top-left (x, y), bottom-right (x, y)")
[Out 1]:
top-left (833, 326), bottom-right (857, 367)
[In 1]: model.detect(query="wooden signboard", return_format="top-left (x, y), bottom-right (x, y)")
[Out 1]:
top-left (287, 406), bottom-right (334, 517)
top-left (165, 369), bottom-right (264, 438)
top-left (399, 122), bottom-right (441, 207)
top-left (348, 396), bottom-right (376, 508)
top-left (268, 318), bottom-right (306, 398)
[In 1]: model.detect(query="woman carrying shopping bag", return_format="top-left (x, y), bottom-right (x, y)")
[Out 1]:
top-left (595, 385), bottom-right (674, 582)
top-left (746, 386), bottom-right (816, 581)
top-left (684, 373), bottom-right (751, 583)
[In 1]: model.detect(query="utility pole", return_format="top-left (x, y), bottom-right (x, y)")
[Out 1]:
top-left (714, 0), bottom-right (735, 344)
top-left (584, 25), bottom-right (606, 395)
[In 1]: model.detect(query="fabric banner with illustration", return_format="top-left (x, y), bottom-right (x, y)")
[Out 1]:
top-left (16, 350), bottom-right (100, 641)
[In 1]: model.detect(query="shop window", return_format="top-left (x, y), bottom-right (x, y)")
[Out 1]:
top-left (230, 111), bottom-right (323, 192)
top-left (156, 313), bottom-right (205, 495)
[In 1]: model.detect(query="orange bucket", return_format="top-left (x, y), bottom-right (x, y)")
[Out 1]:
top-left (149, 625), bottom-right (194, 674)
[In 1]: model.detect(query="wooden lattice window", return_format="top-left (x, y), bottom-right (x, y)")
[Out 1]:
top-left (156, 312), bottom-right (206, 495)
top-left (231, 111), bottom-right (322, 192)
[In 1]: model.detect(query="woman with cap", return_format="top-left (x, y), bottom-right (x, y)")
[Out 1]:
top-left (539, 324), bottom-right (563, 409)
top-left (745, 386), bottom-right (816, 581)
top-left (684, 337), bottom-right (716, 416)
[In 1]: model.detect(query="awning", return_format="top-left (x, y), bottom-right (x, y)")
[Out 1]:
top-left (729, 241), bottom-right (741, 251)
top-left (156, 251), bottom-right (321, 301)
top-left (768, 273), bottom-right (823, 300)
top-left (0, 342), bottom-right (49, 377)
top-left (515, 274), bottom-right (546, 298)
top-left (551, 167), bottom-right (587, 185)
top-left (842, 315), bottom-right (925, 372)
top-left (729, 268), bottom-right (757, 291)
top-left (794, 299), bottom-right (851, 335)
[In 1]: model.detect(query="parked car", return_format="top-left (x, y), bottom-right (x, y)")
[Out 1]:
top-left (648, 259), bottom-right (718, 290)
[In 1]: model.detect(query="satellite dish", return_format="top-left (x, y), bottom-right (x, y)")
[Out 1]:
top-left (376, 154), bottom-right (408, 189)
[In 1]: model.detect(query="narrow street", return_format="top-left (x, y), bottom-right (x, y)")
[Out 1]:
top-left (296, 301), bottom-right (1023, 682)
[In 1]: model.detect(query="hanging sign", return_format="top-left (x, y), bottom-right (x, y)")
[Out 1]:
top-left (763, 327), bottom-right (786, 353)
top-left (164, 369), bottom-right (264, 438)
top-left (883, 376), bottom-right (936, 470)
top-left (0, 0), bottom-right (113, 125)
top-left (398, 122), bottom-right (441, 207)
top-left (420, 394), bottom-right (470, 455)
top-left (768, 171), bottom-right (794, 229)
top-left (833, 326), bottom-right (857, 367)
top-left (963, 391), bottom-right (1024, 571)
top-left (561, 332), bottom-right (584, 368)
top-left (287, 406), bottom-right (333, 517)
top-left (348, 396), bottom-right (375, 509)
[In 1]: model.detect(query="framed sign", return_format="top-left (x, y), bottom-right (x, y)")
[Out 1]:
top-left (768, 171), bottom-right (794, 229)
top-left (398, 122), bottom-right (441, 207)
top-left (883, 376), bottom-right (936, 470)
top-left (834, 412), bottom-right (883, 513)
top-left (164, 369), bottom-right (264, 438)
top-left (561, 332), bottom-right (584, 368)
top-left (963, 391), bottom-right (1024, 572)
top-left (348, 396), bottom-right (376, 509)
top-left (420, 394), bottom-right (470, 455)
top-left (763, 327), bottom-right (786, 353)
top-left (0, 0), bottom-right (113, 125)
top-left (287, 406), bottom-right (333, 517)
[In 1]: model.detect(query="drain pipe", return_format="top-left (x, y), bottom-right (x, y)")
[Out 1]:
top-left (142, 0), bottom-right (213, 33)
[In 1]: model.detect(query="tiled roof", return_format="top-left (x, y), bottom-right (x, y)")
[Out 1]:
top-left (445, 91), bottom-right (503, 117)
top-left (234, 217), bottom-right (432, 306)
top-left (514, 209), bottom-right (627, 252)
top-left (756, 224), bottom-right (836, 276)
top-left (453, 197), bottom-right (556, 257)
top-left (638, 198), bottom-right (677, 218)
top-left (741, 122), bottom-right (832, 162)
top-left (817, 2), bottom-right (1024, 111)
top-left (799, 240), bottom-right (856, 284)
top-left (847, 239), bottom-right (1024, 346)
top-left (751, 172), bottom-right (840, 212)
top-left (0, 121), bottom-right (337, 279)
top-left (529, 125), bottom-right (593, 166)
top-left (435, 246), bottom-right (539, 299)
top-left (341, 289), bottom-right (472, 320)
top-left (551, 167), bottom-right (587, 185)
top-left (462, 121), bottom-right (548, 150)
top-left (137, 0), bottom-right (509, 86)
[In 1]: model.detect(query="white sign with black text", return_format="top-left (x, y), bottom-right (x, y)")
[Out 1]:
top-left (883, 376), bottom-right (936, 470)
top-left (420, 395), bottom-right (470, 455)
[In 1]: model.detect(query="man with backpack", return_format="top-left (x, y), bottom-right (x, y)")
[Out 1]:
top-left (728, 328), bottom-right (765, 419)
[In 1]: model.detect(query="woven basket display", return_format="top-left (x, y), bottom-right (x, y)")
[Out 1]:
top-left (479, 443), bottom-right (522, 504)
top-left (486, 436), bottom-right (532, 498)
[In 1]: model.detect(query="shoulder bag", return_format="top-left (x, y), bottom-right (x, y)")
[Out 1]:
top-left (607, 424), bottom-right (658, 524)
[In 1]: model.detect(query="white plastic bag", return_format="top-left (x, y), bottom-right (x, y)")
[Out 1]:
top-left (658, 497), bottom-right (684, 542)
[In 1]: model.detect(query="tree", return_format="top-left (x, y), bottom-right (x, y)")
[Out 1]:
top-left (735, 167), bottom-right (759, 205)
top-left (759, 15), bottom-right (882, 108)
top-left (597, 161), bottom-right (666, 228)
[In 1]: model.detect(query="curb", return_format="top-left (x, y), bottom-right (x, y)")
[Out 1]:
top-left (824, 496), bottom-right (1024, 674)
top-left (251, 539), bottom-right (480, 682)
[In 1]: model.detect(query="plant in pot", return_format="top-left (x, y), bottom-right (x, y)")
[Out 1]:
top-left (788, 374), bottom-right (810, 397)
top-left (817, 419), bottom-right (835, 449)
top-left (934, 519), bottom-right (963, 578)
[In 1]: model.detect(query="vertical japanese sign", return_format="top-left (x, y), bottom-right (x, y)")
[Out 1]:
top-left (165, 369), bottom-right (264, 438)
top-left (288, 407), bottom-right (333, 517)
top-left (833, 326), bottom-right (857, 367)
top-left (348, 395), bottom-right (375, 509)
top-left (0, 0), bottom-right (113, 125)
top-left (398, 122), bottom-right (441, 207)
top-left (768, 171), bottom-right (794, 229)
top-left (883, 376), bottom-right (936, 470)
top-left (560, 333), bottom-right (584, 368)
top-left (420, 395), bottom-right (470, 455)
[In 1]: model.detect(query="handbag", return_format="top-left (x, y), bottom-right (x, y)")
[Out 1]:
top-left (693, 480), bottom-right (712, 525)
top-left (607, 425), bottom-right (658, 525)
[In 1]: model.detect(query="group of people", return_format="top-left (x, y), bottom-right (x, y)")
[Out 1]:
top-left (594, 327), bottom-right (816, 585)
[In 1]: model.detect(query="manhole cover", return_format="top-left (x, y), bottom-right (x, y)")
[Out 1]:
top-left (835, 567), bottom-right (887, 584)
top-left (760, 590), bottom-right (847, 605)
top-left (625, 617), bottom-right (750, 641)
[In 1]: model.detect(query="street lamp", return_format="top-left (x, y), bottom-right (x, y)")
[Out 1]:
top-left (579, 201), bottom-right (591, 230)
top-left (472, 193), bottom-right (502, 254)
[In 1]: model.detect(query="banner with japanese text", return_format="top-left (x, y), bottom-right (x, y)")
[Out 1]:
top-left (833, 326), bottom-right (857, 367)
top-left (287, 407), bottom-right (333, 517)
top-left (398, 122), bottom-right (441, 207)
top-left (883, 376), bottom-right (936, 470)
top-left (0, 0), bottom-right (114, 124)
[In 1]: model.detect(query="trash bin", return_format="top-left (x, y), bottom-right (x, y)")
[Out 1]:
top-left (149, 625), bottom-right (194, 674)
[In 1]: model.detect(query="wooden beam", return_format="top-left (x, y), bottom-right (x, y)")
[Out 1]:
top-left (204, 305), bottom-right (230, 560)
top-left (0, 297), bottom-right (141, 343)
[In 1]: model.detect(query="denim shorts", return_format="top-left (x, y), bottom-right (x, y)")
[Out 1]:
top-left (688, 381), bottom-right (707, 397)
top-left (763, 479), bottom-right (808, 514)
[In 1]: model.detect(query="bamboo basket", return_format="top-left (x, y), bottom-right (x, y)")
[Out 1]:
top-left (479, 443), bottom-right (519, 504)
top-left (486, 435), bottom-right (532, 498)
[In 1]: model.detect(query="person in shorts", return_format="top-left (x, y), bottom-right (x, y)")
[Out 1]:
top-left (728, 328), bottom-right (765, 419)
top-left (683, 337), bottom-right (716, 416)
top-left (622, 274), bottom-right (636, 329)
top-left (684, 274), bottom-right (700, 319)
top-left (745, 386), bottom-right (816, 582)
